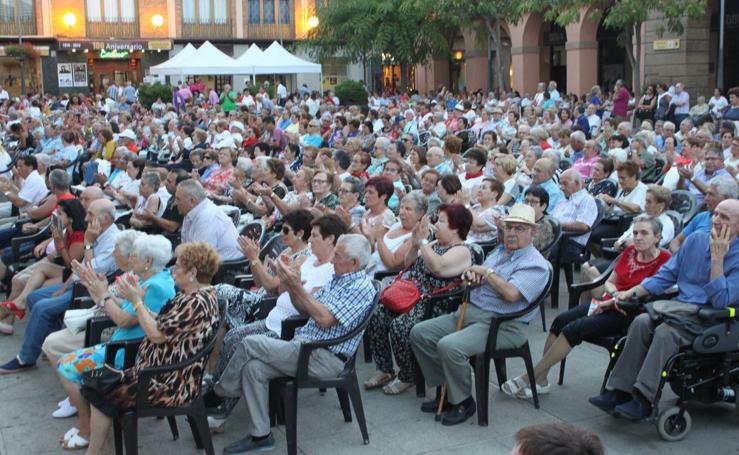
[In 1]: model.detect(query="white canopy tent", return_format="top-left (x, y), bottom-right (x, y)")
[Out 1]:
top-left (248, 41), bottom-right (323, 92)
top-left (150, 41), bottom-right (237, 76)
top-left (148, 43), bottom-right (197, 76)
top-left (232, 44), bottom-right (264, 83)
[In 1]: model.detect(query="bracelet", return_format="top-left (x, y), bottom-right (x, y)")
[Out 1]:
top-left (133, 301), bottom-right (144, 311)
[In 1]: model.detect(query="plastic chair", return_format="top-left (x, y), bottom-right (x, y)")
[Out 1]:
top-left (270, 281), bottom-right (380, 455)
top-left (473, 264), bottom-right (554, 426)
top-left (670, 190), bottom-right (699, 224)
top-left (106, 320), bottom-right (220, 455)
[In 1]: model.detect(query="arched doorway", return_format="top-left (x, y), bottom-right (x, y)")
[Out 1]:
top-left (450, 33), bottom-right (466, 92)
top-left (710, 0), bottom-right (739, 89)
top-left (597, 18), bottom-right (632, 92)
top-left (543, 23), bottom-right (567, 93)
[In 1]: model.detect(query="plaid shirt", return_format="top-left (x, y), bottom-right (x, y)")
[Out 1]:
top-left (296, 271), bottom-right (376, 355)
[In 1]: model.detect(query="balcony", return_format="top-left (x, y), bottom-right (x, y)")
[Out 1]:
top-left (0, 15), bottom-right (36, 35)
top-left (181, 18), bottom-right (233, 39)
top-left (244, 23), bottom-right (294, 41)
top-left (86, 17), bottom-right (140, 39)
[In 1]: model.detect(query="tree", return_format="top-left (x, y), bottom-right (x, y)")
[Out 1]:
top-left (533, 0), bottom-right (708, 95)
top-left (304, 0), bottom-right (455, 91)
top-left (415, 0), bottom-right (530, 92)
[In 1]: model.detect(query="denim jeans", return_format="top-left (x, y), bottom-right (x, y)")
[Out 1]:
top-left (18, 283), bottom-right (74, 364)
top-left (0, 224), bottom-right (19, 249)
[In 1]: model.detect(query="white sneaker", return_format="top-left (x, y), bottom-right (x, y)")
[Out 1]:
top-left (0, 321), bottom-right (13, 335)
top-left (53, 398), bottom-right (78, 418)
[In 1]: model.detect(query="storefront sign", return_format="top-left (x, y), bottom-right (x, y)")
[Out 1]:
top-left (58, 63), bottom-right (87, 88)
top-left (653, 39), bottom-right (680, 50)
top-left (100, 49), bottom-right (130, 59)
top-left (57, 40), bottom-right (172, 52)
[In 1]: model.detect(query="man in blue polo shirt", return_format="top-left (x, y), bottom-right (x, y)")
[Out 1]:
top-left (670, 176), bottom-right (737, 253)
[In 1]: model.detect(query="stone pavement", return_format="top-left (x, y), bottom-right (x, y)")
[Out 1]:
top-left (1, 282), bottom-right (738, 455)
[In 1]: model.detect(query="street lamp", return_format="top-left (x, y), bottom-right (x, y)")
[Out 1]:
top-left (308, 16), bottom-right (319, 29)
top-left (151, 14), bottom-right (164, 28)
top-left (63, 13), bottom-right (76, 28)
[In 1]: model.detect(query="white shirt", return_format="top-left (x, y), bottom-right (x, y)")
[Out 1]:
top-left (181, 199), bottom-right (243, 260)
top-left (265, 255), bottom-right (334, 336)
top-left (17, 170), bottom-right (48, 212)
top-left (551, 189), bottom-right (598, 245)
top-left (277, 83), bottom-right (287, 99)
top-left (613, 181), bottom-right (648, 215)
top-left (617, 212), bottom-right (675, 247)
top-left (0, 89), bottom-right (8, 100)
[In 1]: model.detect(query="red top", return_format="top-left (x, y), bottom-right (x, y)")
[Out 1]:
top-left (64, 230), bottom-right (85, 248)
top-left (613, 244), bottom-right (671, 291)
top-left (54, 192), bottom-right (76, 210)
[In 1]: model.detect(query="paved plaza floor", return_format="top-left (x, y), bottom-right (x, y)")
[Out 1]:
top-left (1, 282), bottom-right (738, 455)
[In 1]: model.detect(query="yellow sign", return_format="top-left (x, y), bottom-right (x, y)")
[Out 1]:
top-left (653, 39), bottom-right (680, 50)
top-left (148, 40), bottom-right (173, 51)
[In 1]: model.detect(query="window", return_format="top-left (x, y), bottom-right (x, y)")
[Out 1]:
top-left (262, 0), bottom-right (274, 24)
top-left (248, 0), bottom-right (260, 24)
top-left (86, 0), bottom-right (136, 22)
top-left (279, 0), bottom-right (290, 24)
top-left (182, 0), bottom-right (228, 24)
top-left (0, 0), bottom-right (33, 20)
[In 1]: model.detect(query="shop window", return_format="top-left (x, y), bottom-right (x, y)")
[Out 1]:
top-left (86, 0), bottom-right (136, 22)
top-left (182, 0), bottom-right (228, 23)
top-left (279, 0), bottom-right (290, 24)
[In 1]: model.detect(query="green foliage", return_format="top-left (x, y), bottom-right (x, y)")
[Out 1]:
top-left (137, 82), bottom-right (173, 109)
top-left (334, 80), bottom-right (367, 106)
top-left (5, 43), bottom-right (39, 60)
top-left (304, 0), bottom-right (455, 67)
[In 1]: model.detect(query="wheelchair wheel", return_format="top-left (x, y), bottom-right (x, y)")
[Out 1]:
top-left (656, 406), bottom-right (692, 441)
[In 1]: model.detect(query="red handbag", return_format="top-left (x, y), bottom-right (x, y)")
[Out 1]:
top-left (380, 267), bottom-right (462, 314)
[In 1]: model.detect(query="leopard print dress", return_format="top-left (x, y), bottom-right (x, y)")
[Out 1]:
top-left (83, 287), bottom-right (220, 416)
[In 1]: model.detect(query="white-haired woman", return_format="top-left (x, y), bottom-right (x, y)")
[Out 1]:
top-left (56, 233), bottom-right (176, 450)
top-left (129, 172), bottom-right (164, 230)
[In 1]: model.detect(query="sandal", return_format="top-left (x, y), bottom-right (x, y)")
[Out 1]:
top-left (62, 433), bottom-right (89, 450)
top-left (382, 378), bottom-right (413, 396)
top-left (0, 301), bottom-right (25, 320)
top-left (515, 382), bottom-right (551, 400)
top-left (501, 375), bottom-right (529, 398)
top-left (60, 427), bottom-right (79, 444)
top-left (363, 372), bottom-right (395, 390)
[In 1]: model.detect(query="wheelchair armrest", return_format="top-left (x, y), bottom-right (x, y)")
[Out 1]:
top-left (280, 315), bottom-right (310, 341)
top-left (85, 315), bottom-right (116, 347)
top-left (697, 305), bottom-right (738, 323)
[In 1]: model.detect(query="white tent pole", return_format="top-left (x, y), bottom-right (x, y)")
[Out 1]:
top-left (320, 71), bottom-right (323, 95)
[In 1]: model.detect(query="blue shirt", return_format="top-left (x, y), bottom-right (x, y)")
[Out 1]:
top-left (111, 271), bottom-right (176, 341)
top-left (642, 231), bottom-right (739, 308)
top-left (297, 271), bottom-right (376, 355)
top-left (518, 179), bottom-right (563, 215)
top-left (471, 243), bottom-right (550, 322)
top-left (681, 211), bottom-right (711, 238)
top-left (303, 134), bottom-right (323, 148)
top-left (686, 168), bottom-right (730, 205)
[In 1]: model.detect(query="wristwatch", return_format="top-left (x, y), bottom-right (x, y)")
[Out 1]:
top-left (486, 268), bottom-right (495, 280)
top-left (84, 244), bottom-right (93, 250)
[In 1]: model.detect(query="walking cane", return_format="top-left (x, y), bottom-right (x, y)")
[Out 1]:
top-left (435, 283), bottom-right (471, 421)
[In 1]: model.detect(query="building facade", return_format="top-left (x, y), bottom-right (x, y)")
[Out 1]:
top-left (0, 0), bottom-right (349, 96)
top-left (414, 1), bottom-right (738, 99)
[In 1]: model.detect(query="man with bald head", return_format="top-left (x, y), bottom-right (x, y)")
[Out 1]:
top-left (550, 169), bottom-right (598, 262)
top-left (0, 199), bottom-right (120, 373)
top-left (518, 158), bottom-right (564, 213)
top-left (590, 198), bottom-right (739, 421)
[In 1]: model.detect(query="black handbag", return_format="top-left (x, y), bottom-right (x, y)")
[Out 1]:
top-left (82, 364), bottom-right (126, 394)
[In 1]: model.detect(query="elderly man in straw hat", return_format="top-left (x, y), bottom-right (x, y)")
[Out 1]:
top-left (410, 204), bottom-right (551, 426)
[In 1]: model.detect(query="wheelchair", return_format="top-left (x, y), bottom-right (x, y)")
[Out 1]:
top-left (605, 301), bottom-right (739, 441)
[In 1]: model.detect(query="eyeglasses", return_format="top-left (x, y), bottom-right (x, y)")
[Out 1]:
top-left (338, 188), bottom-right (352, 194)
top-left (524, 198), bottom-right (541, 205)
top-left (504, 224), bottom-right (531, 233)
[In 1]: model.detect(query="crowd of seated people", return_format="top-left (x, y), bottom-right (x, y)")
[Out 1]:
top-left (0, 78), bottom-right (737, 453)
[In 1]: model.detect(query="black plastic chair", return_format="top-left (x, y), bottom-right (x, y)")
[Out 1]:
top-left (270, 281), bottom-right (380, 455)
top-left (537, 218), bottom-right (562, 332)
top-left (664, 209), bottom-right (683, 235)
top-left (239, 221), bottom-right (266, 246)
top-left (558, 256), bottom-right (621, 390)
top-left (550, 198), bottom-right (605, 309)
top-left (473, 264), bottom-right (553, 426)
top-left (4, 222), bottom-right (52, 283)
top-left (212, 257), bottom-right (250, 285)
top-left (670, 190), bottom-right (699, 224)
top-left (233, 234), bottom-right (286, 288)
top-left (106, 320), bottom-right (220, 455)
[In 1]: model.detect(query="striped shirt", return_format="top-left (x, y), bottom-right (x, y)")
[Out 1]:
top-left (470, 243), bottom-right (550, 323)
top-left (551, 188), bottom-right (598, 246)
top-left (296, 271), bottom-right (376, 355)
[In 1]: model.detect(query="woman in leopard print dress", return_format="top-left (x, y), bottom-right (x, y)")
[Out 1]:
top-left (82, 243), bottom-right (222, 455)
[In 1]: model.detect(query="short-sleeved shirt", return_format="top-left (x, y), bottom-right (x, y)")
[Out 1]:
top-left (551, 189), bottom-right (598, 245)
top-left (296, 271), bottom-right (376, 355)
top-left (470, 243), bottom-right (550, 322)
top-left (112, 271), bottom-right (176, 341)
top-left (612, 181), bottom-right (647, 215)
top-left (17, 170), bottom-right (49, 212)
top-left (613, 245), bottom-right (671, 291)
